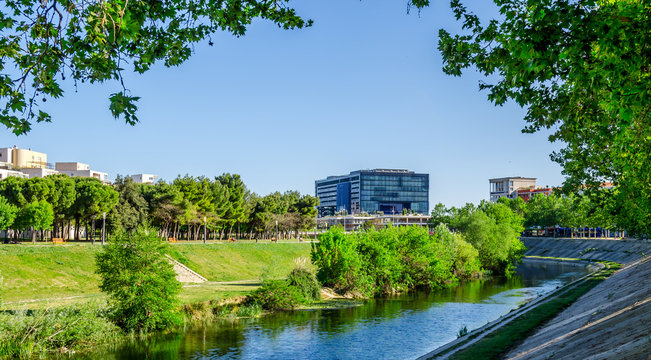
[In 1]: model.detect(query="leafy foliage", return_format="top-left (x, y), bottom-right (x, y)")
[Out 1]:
top-left (247, 279), bottom-right (305, 311)
top-left (438, 0), bottom-right (650, 236)
top-left (287, 267), bottom-right (321, 302)
top-left (428, 201), bottom-right (525, 275)
top-left (0, 196), bottom-right (17, 232)
top-left (0, 0), bottom-right (312, 134)
top-left (95, 228), bottom-right (181, 332)
top-left (312, 226), bottom-right (483, 297)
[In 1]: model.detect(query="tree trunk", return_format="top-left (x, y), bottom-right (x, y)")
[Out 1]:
top-left (74, 217), bottom-right (80, 241)
top-left (91, 218), bottom-right (96, 244)
top-left (32, 227), bottom-right (36, 244)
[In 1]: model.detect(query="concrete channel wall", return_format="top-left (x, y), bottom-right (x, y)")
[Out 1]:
top-left (419, 238), bottom-right (650, 359)
top-left (522, 237), bottom-right (651, 264)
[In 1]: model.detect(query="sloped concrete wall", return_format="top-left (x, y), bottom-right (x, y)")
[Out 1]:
top-left (523, 237), bottom-right (651, 264)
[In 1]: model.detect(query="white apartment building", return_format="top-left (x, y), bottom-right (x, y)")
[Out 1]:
top-left (0, 169), bottom-right (28, 180)
top-left (21, 167), bottom-right (59, 178)
top-left (130, 173), bottom-right (158, 184)
top-left (489, 177), bottom-right (537, 202)
top-left (55, 162), bottom-right (109, 183)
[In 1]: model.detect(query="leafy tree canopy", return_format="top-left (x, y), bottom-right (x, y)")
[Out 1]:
top-left (438, 0), bottom-right (650, 235)
top-left (0, 0), bottom-right (312, 134)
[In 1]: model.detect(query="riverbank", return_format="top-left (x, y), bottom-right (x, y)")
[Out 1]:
top-left (421, 237), bottom-right (650, 359)
top-left (418, 257), bottom-right (613, 359)
top-left (0, 242), bottom-right (312, 308)
top-left (505, 255), bottom-right (650, 359)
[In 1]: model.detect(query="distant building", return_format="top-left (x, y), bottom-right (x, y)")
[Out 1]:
top-left (515, 187), bottom-right (553, 202)
top-left (20, 167), bottom-right (59, 178)
top-left (489, 177), bottom-right (537, 202)
top-left (315, 169), bottom-right (429, 217)
top-left (0, 146), bottom-right (48, 169)
top-left (0, 168), bottom-right (28, 180)
top-left (317, 214), bottom-right (430, 232)
top-left (55, 162), bottom-right (109, 183)
top-left (130, 173), bottom-right (158, 184)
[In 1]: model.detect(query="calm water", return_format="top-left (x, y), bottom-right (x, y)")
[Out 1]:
top-left (71, 260), bottom-right (591, 360)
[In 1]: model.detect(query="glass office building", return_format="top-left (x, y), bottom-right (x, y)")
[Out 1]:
top-left (315, 169), bottom-right (429, 217)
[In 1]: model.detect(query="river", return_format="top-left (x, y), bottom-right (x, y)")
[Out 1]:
top-left (70, 260), bottom-right (591, 360)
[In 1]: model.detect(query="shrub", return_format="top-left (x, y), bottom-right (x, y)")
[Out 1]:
top-left (311, 227), bottom-right (368, 294)
top-left (247, 279), bottom-right (306, 311)
top-left (287, 267), bottom-right (321, 302)
top-left (95, 228), bottom-right (182, 332)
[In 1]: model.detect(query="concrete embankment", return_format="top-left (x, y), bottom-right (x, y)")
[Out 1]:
top-left (522, 237), bottom-right (651, 264)
top-left (506, 255), bottom-right (651, 360)
top-left (420, 238), bottom-right (650, 359)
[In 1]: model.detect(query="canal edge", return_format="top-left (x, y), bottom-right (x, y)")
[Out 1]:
top-left (415, 256), bottom-right (606, 360)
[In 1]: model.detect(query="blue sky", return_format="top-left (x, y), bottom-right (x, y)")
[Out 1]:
top-left (2, 1), bottom-right (565, 207)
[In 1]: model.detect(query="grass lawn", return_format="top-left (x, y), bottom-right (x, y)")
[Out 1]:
top-left (167, 242), bottom-right (313, 281)
top-left (0, 242), bottom-right (312, 309)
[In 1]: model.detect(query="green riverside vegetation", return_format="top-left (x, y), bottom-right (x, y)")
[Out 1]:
top-left (311, 201), bottom-right (525, 298)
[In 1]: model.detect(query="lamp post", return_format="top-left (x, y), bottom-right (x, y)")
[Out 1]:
top-left (101, 212), bottom-right (106, 245)
top-left (203, 216), bottom-right (207, 244)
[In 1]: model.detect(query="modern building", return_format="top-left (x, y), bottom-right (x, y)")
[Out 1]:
top-left (489, 177), bottom-right (537, 202)
top-left (130, 173), bottom-right (158, 184)
top-left (20, 167), bottom-right (59, 178)
top-left (0, 146), bottom-right (48, 169)
top-left (315, 169), bottom-right (429, 217)
top-left (55, 162), bottom-right (109, 183)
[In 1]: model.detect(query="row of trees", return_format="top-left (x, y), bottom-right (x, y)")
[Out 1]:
top-left (0, 173), bottom-right (318, 242)
top-left (430, 192), bottom-right (629, 239)
top-left (0, 175), bottom-right (117, 242)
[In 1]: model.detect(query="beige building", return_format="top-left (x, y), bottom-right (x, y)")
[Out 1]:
top-left (0, 146), bottom-right (47, 169)
top-left (55, 162), bottom-right (109, 183)
top-left (489, 177), bottom-right (537, 202)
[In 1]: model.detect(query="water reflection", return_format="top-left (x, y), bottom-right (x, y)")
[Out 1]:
top-left (69, 260), bottom-right (590, 360)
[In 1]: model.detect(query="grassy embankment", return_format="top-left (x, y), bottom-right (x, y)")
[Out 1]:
top-left (0, 242), bottom-right (312, 309)
top-left (432, 261), bottom-right (621, 360)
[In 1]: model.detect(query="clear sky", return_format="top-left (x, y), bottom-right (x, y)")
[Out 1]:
top-left (1, 1), bottom-right (565, 208)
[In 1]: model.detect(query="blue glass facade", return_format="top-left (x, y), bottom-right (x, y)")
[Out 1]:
top-left (316, 169), bottom-right (429, 217)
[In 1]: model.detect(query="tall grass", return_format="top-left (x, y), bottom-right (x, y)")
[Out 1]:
top-left (0, 301), bottom-right (121, 359)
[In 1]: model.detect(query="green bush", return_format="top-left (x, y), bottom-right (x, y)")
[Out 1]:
top-left (311, 227), bottom-right (370, 295)
top-left (95, 228), bottom-right (182, 332)
top-left (247, 279), bottom-right (308, 311)
top-left (312, 226), bottom-right (484, 297)
top-left (287, 267), bottom-right (321, 302)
